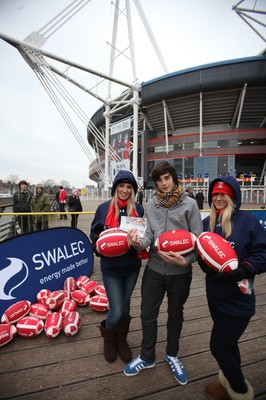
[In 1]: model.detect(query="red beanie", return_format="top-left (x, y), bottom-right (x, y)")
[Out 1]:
top-left (212, 181), bottom-right (234, 200)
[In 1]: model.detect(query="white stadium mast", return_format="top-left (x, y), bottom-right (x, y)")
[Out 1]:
top-left (0, 0), bottom-right (169, 191)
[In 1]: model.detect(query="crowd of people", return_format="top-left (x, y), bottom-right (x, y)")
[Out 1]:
top-left (12, 181), bottom-right (82, 233)
top-left (11, 167), bottom-right (266, 399)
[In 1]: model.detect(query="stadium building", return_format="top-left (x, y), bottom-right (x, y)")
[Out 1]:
top-left (88, 54), bottom-right (266, 189)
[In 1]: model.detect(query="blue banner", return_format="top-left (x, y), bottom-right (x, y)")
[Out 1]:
top-left (0, 227), bottom-right (94, 317)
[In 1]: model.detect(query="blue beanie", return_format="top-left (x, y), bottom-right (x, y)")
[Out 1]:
top-left (111, 170), bottom-right (138, 196)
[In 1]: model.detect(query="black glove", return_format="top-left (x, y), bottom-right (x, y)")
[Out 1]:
top-left (215, 262), bottom-right (254, 283)
top-left (198, 257), bottom-right (216, 275)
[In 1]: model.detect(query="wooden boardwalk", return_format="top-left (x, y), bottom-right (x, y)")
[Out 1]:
top-left (0, 201), bottom-right (266, 399)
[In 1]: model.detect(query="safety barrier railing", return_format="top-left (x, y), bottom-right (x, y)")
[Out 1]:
top-left (0, 211), bottom-right (95, 242)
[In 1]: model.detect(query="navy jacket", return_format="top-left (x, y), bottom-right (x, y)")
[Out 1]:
top-left (203, 176), bottom-right (266, 318)
top-left (90, 199), bottom-right (144, 277)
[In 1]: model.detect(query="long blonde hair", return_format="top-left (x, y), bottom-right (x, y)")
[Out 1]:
top-left (209, 194), bottom-right (236, 238)
top-left (113, 186), bottom-right (137, 217)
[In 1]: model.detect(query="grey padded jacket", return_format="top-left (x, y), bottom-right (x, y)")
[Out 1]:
top-left (141, 191), bottom-right (203, 276)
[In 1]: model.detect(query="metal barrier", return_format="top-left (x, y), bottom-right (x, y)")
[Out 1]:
top-left (0, 210), bottom-right (95, 242)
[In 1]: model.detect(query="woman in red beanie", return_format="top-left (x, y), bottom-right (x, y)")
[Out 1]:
top-left (199, 176), bottom-right (266, 400)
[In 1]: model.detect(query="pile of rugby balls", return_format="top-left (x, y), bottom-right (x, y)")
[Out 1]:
top-left (0, 275), bottom-right (109, 347)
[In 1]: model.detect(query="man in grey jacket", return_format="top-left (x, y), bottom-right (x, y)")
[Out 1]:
top-left (124, 161), bottom-right (203, 385)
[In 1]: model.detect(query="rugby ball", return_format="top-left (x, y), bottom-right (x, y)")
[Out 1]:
top-left (16, 316), bottom-right (44, 338)
top-left (90, 295), bottom-right (109, 312)
top-left (99, 228), bottom-right (125, 237)
top-left (62, 311), bottom-right (81, 336)
top-left (29, 303), bottom-right (52, 320)
top-left (0, 324), bottom-right (17, 347)
top-left (1, 300), bottom-right (31, 324)
top-left (154, 230), bottom-right (197, 255)
top-left (197, 232), bottom-right (238, 272)
top-left (44, 312), bottom-right (63, 338)
top-left (63, 277), bottom-right (77, 293)
top-left (36, 289), bottom-right (52, 304)
top-left (96, 230), bottom-right (129, 257)
top-left (60, 299), bottom-right (77, 317)
top-left (71, 290), bottom-right (91, 306)
top-left (76, 275), bottom-right (90, 288)
top-left (46, 290), bottom-right (65, 310)
top-left (82, 280), bottom-right (98, 295)
top-left (94, 284), bottom-right (106, 296)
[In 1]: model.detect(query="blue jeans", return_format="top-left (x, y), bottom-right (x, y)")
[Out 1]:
top-left (140, 267), bottom-right (192, 362)
top-left (102, 269), bottom-right (140, 330)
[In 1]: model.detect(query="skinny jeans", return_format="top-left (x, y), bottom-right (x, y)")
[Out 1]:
top-left (209, 304), bottom-right (250, 393)
top-left (102, 268), bottom-right (140, 330)
top-left (140, 267), bottom-right (192, 362)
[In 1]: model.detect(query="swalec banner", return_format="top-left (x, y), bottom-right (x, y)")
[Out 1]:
top-left (0, 227), bottom-right (94, 317)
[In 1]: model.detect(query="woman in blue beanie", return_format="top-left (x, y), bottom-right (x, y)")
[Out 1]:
top-left (90, 170), bottom-right (144, 364)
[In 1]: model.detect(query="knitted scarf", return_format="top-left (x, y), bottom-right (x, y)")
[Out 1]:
top-left (156, 184), bottom-right (185, 208)
top-left (105, 198), bottom-right (137, 228)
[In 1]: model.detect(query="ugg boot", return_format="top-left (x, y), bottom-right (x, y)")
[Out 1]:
top-left (204, 370), bottom-right (230, 400)
top-left (225, 379), bottom-right (254, 400)
top-left (98, 320), bottom-right (117, 363)
top-left (116, 317), bottom-right (132, 363)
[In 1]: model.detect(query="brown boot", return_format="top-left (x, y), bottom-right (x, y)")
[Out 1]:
top-left (116, 318), bottom-right (132, 363)
top-left (204, 380), bottom-right (231, 400)
top-left (225, 379), bottom-right (254, 400)
top-left (98, 320), bottom-right (117, 363)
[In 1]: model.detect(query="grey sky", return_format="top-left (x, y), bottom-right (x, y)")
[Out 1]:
top-left (0, 0), bottom-right (265, 188)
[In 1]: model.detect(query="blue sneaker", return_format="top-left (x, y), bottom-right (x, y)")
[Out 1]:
top-left (165, 355), bottom-right (188, 385)
top-left (124, 356), bottom-right (156, 376)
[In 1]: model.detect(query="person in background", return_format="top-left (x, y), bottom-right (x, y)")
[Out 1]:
top-left (124, 161), bottom-right (203, 385)
top-left (13, 180), bottom-right (33, 234)
top-left (185, 184), bottom-right (195, 199)
top-left (137, 188), bottom-right (144, 206)
top-left (68, 189), bottom-right (83, 228)
top-left (198, 176), bottom-right (266, 400)
top-left (59, 185), bottom-right (67, 220)
top-left (195, 189), bottom-right (205, 210)
top-left (30, 184), bottom-right (51, 231)
top-left (90, 170), bottom-right (144, 364)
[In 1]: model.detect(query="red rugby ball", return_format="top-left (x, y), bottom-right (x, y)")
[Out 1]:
top-left (71, 290), bottom-right (91, 306)
top-left (16, 316), bottom-right (44, 338)
top-left (62, 311), bottom-right (81, 336)
top-left (94, 284), bottom-right (106, 296)
top-left (1, 300), bottom-right (31, 324)
top-left (29, 303), bottom-right (52, 320)
top-left (0, 324), bottom-right (17, 346)
top-left (46, 290), bottom-right (65, 310)
top-left (36, 289), bottom-right (52, 304)
top-left (96, 230), bottom-right (129, 257)
top-left (89, 295), bottom-right (109, 312)
top-left (76, 275), bottom-right (90, 289)
top-left (60, 299), bottom-right (77, 317)
top-left (82, 280), bottom-right (98, 295)
top-left (44, 312), bottom-right (63, 338)
top-left (197, 232), bottom-right (238, 272)
top-left (154, 230), bottom-right (197, 255)
top-left (63, 277), bottom-right (77, 293)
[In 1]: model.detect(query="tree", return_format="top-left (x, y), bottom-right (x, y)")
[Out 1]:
top-left (60, 180), bottom-right (70, 189)
top-left (6, 174), bottom-right (19, 194)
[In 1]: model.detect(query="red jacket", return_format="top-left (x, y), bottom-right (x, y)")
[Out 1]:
top-left (59, 189), bottom-right (67, 203)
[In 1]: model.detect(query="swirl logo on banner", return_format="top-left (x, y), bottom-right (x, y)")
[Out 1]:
top-left (0, 227), bottom-right (93, 317)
